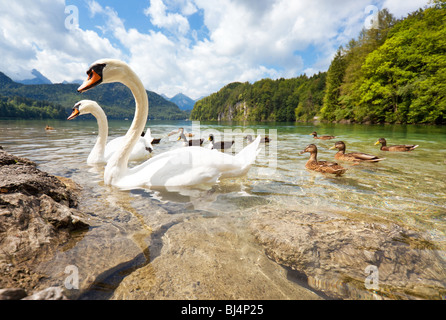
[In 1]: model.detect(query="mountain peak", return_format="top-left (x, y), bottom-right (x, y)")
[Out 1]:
top-left (17, 69), bottom-right (52, 85)
top-left (169, 93), bottom-right (195, 111)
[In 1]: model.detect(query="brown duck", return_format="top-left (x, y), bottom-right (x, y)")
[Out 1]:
top-left (245, 135), bottom-right (271, 143)
top-left (300, 144), bottom-right (346, 176)
top-left (310, 131), bottom-right (335, 140)
top-left (374, 138), bottom-right (418, 152)
top-left (330, 141), bottom-right (384, 162)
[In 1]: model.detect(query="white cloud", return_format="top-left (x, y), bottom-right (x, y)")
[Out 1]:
top-left (0, 0), bottom-right (122, 83)
top-left (0, 0), bottom-right (431, 99)
top-left (144, 0), bottom-right (190, 36)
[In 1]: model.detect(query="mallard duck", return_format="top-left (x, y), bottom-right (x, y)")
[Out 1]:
top-left (330, 141), bottom-right (384, 162)
top-left (310, 131), bottom-right (335, 140)
top-left (177, 128), bottom-right (203, 147)
top-left (208, 134), bottom-right (234, 150)
top-left (244, 135), bottom-right (271, 143)
top-left (374, 138), bottom-right (418, 152)
top-left (300, 144), bottom-right (346, 176)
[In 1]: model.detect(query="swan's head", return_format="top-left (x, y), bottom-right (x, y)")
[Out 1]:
top-left (78, 59), bottom-right (131, 93)
top-left (67, 100), bottom-right (101, 120)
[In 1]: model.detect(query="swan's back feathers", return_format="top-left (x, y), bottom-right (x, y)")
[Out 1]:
top-left (114, 136), bottom-right (262, 188)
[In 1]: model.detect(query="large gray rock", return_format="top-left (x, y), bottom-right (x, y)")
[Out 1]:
top-left (0, 149), bottom-right (89, 294)
top-left (250, 208), bottom-right (446, 299)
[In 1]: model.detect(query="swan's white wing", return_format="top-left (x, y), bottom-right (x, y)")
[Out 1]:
top-left (116, 148), bottom-right (223, 187)
top-left (114, 138), bottom-right (261, 188)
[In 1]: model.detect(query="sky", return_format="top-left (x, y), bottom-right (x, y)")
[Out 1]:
top-left (0, 0), bottom-right (430, 100)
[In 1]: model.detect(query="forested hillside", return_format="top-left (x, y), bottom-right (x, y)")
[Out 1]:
top-left (192, 2), bottom-right (446, 124)
top-left (0, 95), bottom-right (66, 119)
top-left (0, 72), bottom-right (188, 120)
top-left (191, 73), bottom-right (326, 122)
top-left (321, 2), bottom-right (446, 124)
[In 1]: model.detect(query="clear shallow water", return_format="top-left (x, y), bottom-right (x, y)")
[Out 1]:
top-left (1, 119), bottom-right (445, 298)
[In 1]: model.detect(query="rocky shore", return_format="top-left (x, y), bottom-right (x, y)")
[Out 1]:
top-left (0, 147), bottom-right (90, 299)
top-left (250, 207), bottom-right (446, 299)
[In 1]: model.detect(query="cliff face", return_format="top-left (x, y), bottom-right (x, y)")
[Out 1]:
top-left (217, 101), bottom-right (249, 121)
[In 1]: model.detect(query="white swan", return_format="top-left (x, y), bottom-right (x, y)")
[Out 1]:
top-left (77, 59), bottom-right (261, 188)
top-left (67, 100), bottom-right (153, 164)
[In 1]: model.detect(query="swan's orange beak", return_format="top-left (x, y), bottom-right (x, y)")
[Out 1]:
top-left (78, 70), bottom-right (102, 93)
top-left (67, 108), bottom-right (80, 120)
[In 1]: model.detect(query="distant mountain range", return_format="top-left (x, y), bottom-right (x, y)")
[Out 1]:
top-left (10, 69), bottom-right (196, 112)
top-left (0, 71), bottom-right (189, 120)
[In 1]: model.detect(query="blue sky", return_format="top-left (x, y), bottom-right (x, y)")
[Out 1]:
top-left (0, 0), bottom-right (430, 99)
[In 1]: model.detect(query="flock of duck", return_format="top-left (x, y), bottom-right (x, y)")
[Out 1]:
top-left (61, 58), bottom-right (420, 187)
top-left (301, 131), bottom-right (419, 176)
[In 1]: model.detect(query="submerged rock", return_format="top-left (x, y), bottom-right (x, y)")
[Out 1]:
top-left (112, 215), bottom-right (322, 300)
top-left (22, 287), bottom-right (68, 300)
top-left (250, 208), bottom-right (446, 300)
top-left (0, 148), bottom-right (89, 297)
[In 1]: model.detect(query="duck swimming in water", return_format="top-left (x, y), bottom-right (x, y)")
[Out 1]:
top-left (310, 131), bottom-right (335, 140)
top-left (300, 144), bottom-right (346, 176)
top-left (177, 128), bottom-right (203, 147)
top-left (374, 138), bottom-right (418, 152)
top-left (208, 134), bottom-right (234, 150)
top-left (330, 141), bottom-right (384, 162)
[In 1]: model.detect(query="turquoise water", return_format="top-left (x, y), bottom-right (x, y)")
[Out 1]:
top-left (1, 119), bottom-right (445, 298)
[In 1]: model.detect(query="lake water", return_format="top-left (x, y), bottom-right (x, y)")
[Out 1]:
top-left (1, 119), bottom-right (445, 299)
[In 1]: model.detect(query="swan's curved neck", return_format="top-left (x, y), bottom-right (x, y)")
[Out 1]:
top-left (105, 68), bottom-right (148, 184)
top-left (88, 106), bottom-right (108, 163)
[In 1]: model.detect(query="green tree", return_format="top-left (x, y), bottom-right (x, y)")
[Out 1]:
top-left (320, 47), bottom-right (347, 121)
